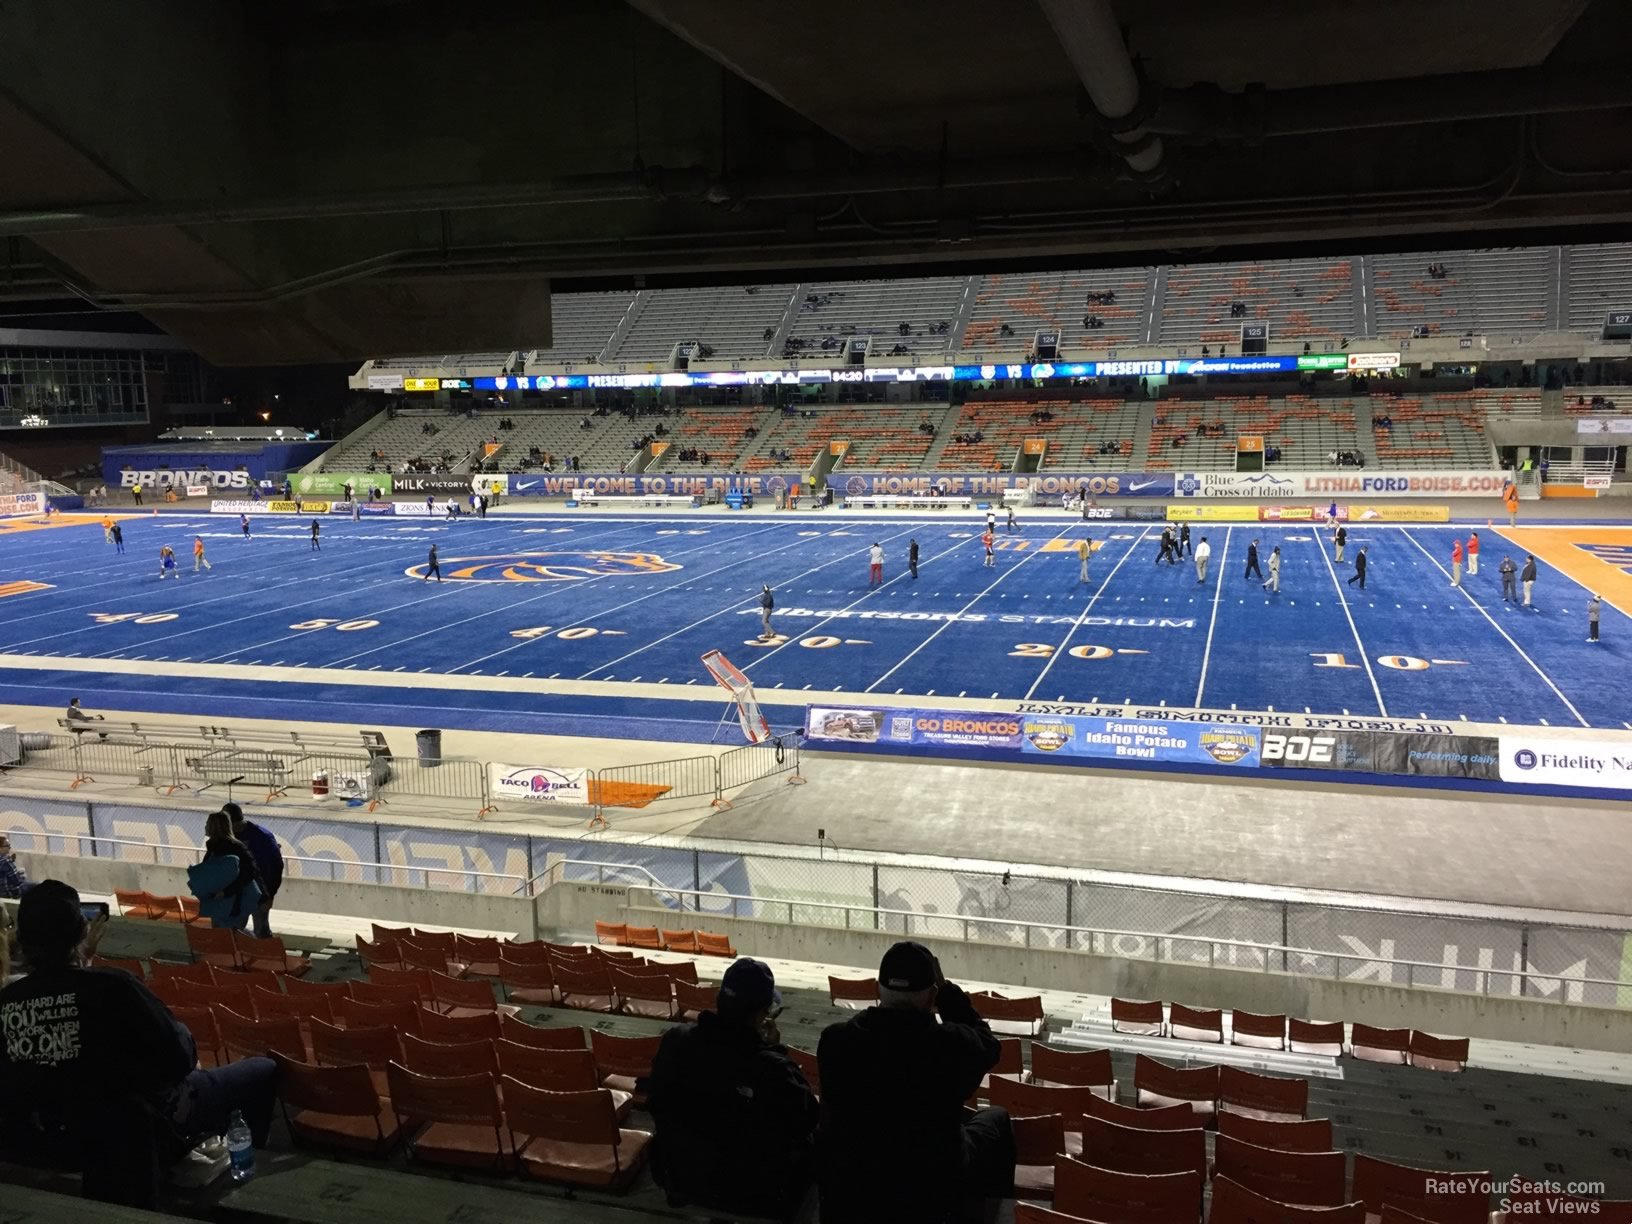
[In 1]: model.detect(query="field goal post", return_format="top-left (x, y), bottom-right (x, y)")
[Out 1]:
top-left (701, 649), bottom-right (771, 745)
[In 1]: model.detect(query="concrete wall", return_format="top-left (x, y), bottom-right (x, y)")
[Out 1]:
top-left (28, 852), bottom-right (538, 941)
top-left (601, 890), bottom-right (1632, 1054)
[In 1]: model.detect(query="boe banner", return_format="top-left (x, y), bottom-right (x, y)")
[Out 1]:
top-left (804, 705), bottom-right (1260, 768)
top-left (489, 762), bottom-right (592, 805)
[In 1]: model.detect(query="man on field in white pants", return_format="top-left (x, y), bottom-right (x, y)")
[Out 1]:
top-left (1194, 536), bottom-right (1212, 584)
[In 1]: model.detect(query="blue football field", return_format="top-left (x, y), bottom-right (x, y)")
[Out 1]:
top-left (0, 510), bottom-right (1626, 741)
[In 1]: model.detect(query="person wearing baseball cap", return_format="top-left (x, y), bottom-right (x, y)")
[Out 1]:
top-left (816, 941), bottom-right (1015, 1223)
top-left (0, 879), bottom-right (278, 1208)
top-left (646, 957), bottom-right (818, 1217)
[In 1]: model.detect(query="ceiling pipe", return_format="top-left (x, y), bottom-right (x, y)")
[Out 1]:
top-left (1034, 0), bottom-right (1164, 181)
top-left (1149, 68), bottom-right (1632, 140)
top-left (0, 158), bottom-right (1104, 239)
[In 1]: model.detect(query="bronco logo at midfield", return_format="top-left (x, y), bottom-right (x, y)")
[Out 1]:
top-left (404, 551), bottom-right (682, 582)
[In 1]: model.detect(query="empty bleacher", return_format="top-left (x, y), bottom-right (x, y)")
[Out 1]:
top-left (523, 291), bottom-right (637, 367)
top-left (490, 410), bottom-right (603, 472)
top-left (1145, 396), bottom-right (1358, 471)
top-left (1370, 248), bottom-right (1551, 338)
top-left (649, 407), bottom-right (768, 471)
top-left (610, 285), bottom-right (793, 366)
top-left (960, 268), bottom-right (1154, 359)
top-left (1159, 257), bottom-right (1355, 346)
top-left (739, 403), bottom-right (950, 473)
top-left (1567, 242), bottom-right (1632, 333)
top-left (784, 277), bottom-right (970, 361)
top-left (1370, 392), bottom-right (1505, 469)
top-left (934, 400), bottom-right (1141, 471)
top-left (365, 352), bottom-right (515, 375)
top-left (317, 412), bottom-right (494, 474)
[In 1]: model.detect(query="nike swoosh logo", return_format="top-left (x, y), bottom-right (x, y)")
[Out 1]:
top-left (1128, 480), bottom-right (1155, 491)
top-left (515, 481), bottom-right (539, 491)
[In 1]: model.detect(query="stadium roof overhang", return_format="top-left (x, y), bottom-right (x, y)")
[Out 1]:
top-left (0, 0), bottom-right (1628, 365)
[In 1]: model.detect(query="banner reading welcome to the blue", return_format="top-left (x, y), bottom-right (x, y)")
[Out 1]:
top-left (804, 704), bottom-right (1260, 768)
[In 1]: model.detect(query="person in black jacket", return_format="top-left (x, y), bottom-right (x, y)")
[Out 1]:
top-left (908, 538), bottom-right (919, 579)
top-left (0, 880), bottom-right (278, 1207)
top-left (1244, 538), bottom-right (1263, 581)
top-left (1346, 546), bottom-right (1368, 589)
top-left (225, 804), bottom-right (284, 939)
top-left (817, 941), bottom-right (1014, 1224)
top-left (759, 585), bottom-right (776, 640)
top-left (647, 959), bottom-right (818, 1218)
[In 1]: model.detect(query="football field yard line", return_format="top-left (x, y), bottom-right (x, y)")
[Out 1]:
top-left (0, 523), bottom-right (439, 635)
top-left (578, 524), bottom-right (920, 681)
top-left (1314, 526), bottom-right (1388, 717)
top-left (210, 517), bottom-right (658, 664)
top-left (742, 526), bottom-right (986, 675)
top-left (1021, 527), bottom-right (1150, 702)
top-left (1192, 526), bottom-right (1233, 708)
top-left (0, 531), bottom-right (458, 652)
top-left (862, 522), bottom-right (1077, 694)
top-left (1399, 527), bottom-right (1589, 727)
top-left (140, 519), bottom-right (652, 663)
top-left (441, 521), bottom-right (819, 674)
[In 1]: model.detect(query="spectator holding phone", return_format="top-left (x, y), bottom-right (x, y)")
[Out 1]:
top-left (0, 834), bottom-right (29, 898)
top-left (816, 941), bottom-right (1015, 1223)
top-left (0, 879), bottom-right (278, 1206)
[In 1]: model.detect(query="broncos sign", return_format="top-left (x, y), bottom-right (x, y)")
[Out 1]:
top-left (404, 551), bottom-right (682, 582)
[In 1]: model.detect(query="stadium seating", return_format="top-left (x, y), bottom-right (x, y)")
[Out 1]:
top-left (1158, 257), bottom-right (1355, 346)
top-left (783, 276), bottom-right (968, 359)
top-left (609, 284), bottom-right (792, 365)
top-left (1566, 243), bottom-right (1632, 333)
top-left (20, 908), bottom-right (1632, 1224)
top-left (960, 267), bottom-right (1154, 358)
top-left (935, 398), bottom-right (1140, 470)
top-left (1146, 396), bottom-right (1358, 471)
top-left (1369, 248), bottom-right (1550, 338)
top-left (523, 291), bottom-right (637, 366)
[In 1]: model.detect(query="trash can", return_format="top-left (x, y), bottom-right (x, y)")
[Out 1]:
top-left (312, 769), bottom-right (330, 796)
top-left (416, 729), bottom-right (443, 766)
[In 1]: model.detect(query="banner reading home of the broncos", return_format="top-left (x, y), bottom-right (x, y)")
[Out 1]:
top-left (805, 704), bottom-right (1260, 768)
top-left (835, 473), bottom-right (1175, 499)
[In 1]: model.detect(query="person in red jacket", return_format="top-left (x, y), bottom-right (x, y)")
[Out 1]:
top-left (1467, 530), bottom-right (1480, 576)
top-left (1451, 539), bottom-right (1464, 587)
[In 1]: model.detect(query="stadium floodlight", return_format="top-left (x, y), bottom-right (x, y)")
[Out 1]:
top-left (701, 649), bottom-right (771, 744)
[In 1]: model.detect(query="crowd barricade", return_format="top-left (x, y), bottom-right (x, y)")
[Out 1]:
top-left (16, 720), bottom-right (803, 829)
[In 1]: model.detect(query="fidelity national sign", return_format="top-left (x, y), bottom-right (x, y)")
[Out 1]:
top-left (1499, 738), bottom-right (1632, 792)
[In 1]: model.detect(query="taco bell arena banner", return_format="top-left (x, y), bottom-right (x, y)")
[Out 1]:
top-left (804, 705), bottom-right (1260, 768)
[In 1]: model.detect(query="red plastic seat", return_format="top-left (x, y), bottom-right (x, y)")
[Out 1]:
top-left (589, 1030), bottom-right (659, 1106)
top-left (1209, 1175), bottom-right (1365, 1224)
top-left (498, 1015), bottom-right (585, 1050)
top-left (273, 1053), bottom-right (401, 1156)
top-left (1054, 1155), bottom-right (1201, 1223)
top-left (1352, 1154), bottom-right (1491, 1224)
top-left (1111, 998), bottom-right (1164, 1037)
top-left (397, 1033), bottom-right (498, 1079)
top-left (418, 1007), bottom-right (500, 1044)
top-left (1083, 1093), bottom-right (1198, 1131)
top-left (232, 932), bottom-right (310, 977)
top-left (828, 975), bottom-right (878, 1011)
top-left (386, 1062), bottom-right (509, 1173)
top-left (1231, 1011), bottom-right (1289, 1050)
top-left (1029, 1045), bottom-right (1116, 1098)
top-left (185, 924), bottom-right (240, 972)
top-left (1215, 1133), bottom-right (1348, 1208)
top-left (212, 1006), bottom-right (307, 1062)
top-left (498, 957), bottom-right (556, 1007)
top-left (502, 1080), bottom-right (650, 1190)
top-left (675, 978), bottom-right (715, 1020)
top-left (1216, 1112), bottom-right (1333, 1153)
top-left (1133, 1054), bottom-right (1217, 1121)
top-left (1219, 1065), bottom-right (1308, 1123)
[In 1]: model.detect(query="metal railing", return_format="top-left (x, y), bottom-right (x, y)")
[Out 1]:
top-left (620, 885), bottom-right (1627, 1005)
top-left (57, 834), bottom-right (527, 894)
top-left (22, 725), bottom-right (803, 825)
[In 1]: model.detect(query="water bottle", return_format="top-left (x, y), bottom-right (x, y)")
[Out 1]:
top-left (226, 1111), bottom-right (255, 1182)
